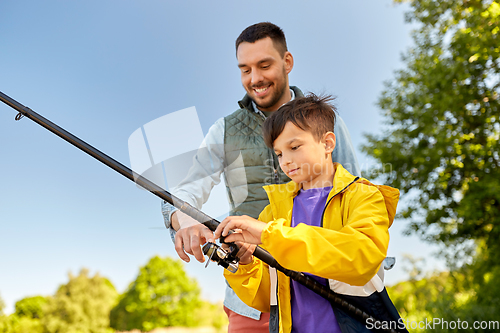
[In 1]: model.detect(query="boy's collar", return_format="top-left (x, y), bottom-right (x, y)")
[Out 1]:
top-left (264, 163), bottom-right (358, 200)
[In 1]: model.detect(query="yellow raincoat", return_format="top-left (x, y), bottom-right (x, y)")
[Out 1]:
top-left (224, 163), bottom-right (400, 333)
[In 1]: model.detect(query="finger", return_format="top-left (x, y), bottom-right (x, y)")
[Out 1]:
top-left (223, 232), bottom-right (244, 243)
top-left (222, 220), bottom-right (238, 237)
top-left (188, 234), bottom-right (206, 263)
top-left (214, 217), bottom-right (231, 238)
top-left (235, 242), bottom-right (254, 265)
top-left (202, 226), bottom-right (216, 244)
top-left (174, 234), bottom-right (190, 263)
top-left (235, 241), bottom-right (250, 257)
top-left (239, 249), bottom-right (254, 265)
top-left (214, 223), bottom-right (224, 239)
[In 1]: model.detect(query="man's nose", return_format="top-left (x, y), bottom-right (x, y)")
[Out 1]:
top-left (250, 69), bottom-right (264, 85)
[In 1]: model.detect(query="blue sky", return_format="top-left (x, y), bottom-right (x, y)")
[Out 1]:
top-left (0, 0), bottom-right (444, 314)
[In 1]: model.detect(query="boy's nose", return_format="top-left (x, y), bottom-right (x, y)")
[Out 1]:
top-left (281, 155), bottom-right (292, 166)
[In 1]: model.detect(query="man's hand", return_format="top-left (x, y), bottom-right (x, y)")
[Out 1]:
top-left (173, 211), bottom-right (215, 263)
top-left (214, 215), bottom-right (266, 245)
top-left (171, 210), bottom-right (200, 231)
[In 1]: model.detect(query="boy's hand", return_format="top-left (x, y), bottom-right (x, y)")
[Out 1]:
top-left (215, 215), bottom-right (266, 245)
top-left (237, 243), bottom-right (256, 265)
top-left (221, 242), bottom-right (256, 265)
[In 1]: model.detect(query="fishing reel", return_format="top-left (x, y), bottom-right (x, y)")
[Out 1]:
top-left (202, 241), bottom-right (240, 273)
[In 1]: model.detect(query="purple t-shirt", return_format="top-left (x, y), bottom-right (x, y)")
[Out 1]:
top-left (290, 186), bottom-right (342, 333)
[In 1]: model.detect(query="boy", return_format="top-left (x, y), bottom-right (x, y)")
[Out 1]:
top-left (215, 94), bottom-right (403, 333)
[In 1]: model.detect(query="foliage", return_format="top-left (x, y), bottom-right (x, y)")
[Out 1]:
top-left (0, 314), bottom-right (44, 333)
top-left (42, 268), bottom-right (118, 333)
top-left (363, 0), bottom-right (500, 264)
top-left (14, 296), bottom-right (48, 319)
top-left (388, 255), bottom-right (472, 332)
top-left (1, 259), bottom-right (226, 333)
top-left (388, 251), bottom-right (500, 332)
top-left (110, 255), bottom-right (203, 332)
top-left (0, 295), bottom-right (48, 333)
top-left (0, 293), bottom-right (4, 316)
top-left (364, 0), bottom-right (500, 326)
top-left (193, 301), bottom-right (228, 331)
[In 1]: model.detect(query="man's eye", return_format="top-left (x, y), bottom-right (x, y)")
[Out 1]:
top-left (291, 146), bottom-right (300, 150)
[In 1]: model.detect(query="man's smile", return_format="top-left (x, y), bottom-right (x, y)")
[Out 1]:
top-left (253, 85), bottom-right (271, 97)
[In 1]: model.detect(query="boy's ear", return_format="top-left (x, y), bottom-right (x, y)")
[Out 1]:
top-left (323, 132), bottom-right (336, 154)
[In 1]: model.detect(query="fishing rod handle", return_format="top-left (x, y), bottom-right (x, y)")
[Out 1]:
top-left (252, 246), bottom-right (277, 267)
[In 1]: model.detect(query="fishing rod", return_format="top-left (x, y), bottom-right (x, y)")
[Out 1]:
top-left (0, 90), bottom-right (406, 333)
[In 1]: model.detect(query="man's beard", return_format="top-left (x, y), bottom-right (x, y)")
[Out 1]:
top-left (252, 82), bottom-right (286, 110)
top-left (251, 67), bottom-right (288, 110)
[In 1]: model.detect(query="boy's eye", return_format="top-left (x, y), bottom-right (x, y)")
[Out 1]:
top-left (291, 145), bottom-right (300, 150)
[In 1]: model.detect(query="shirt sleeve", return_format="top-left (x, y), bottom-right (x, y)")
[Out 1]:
top-left (161, 117), bottom-right (226, 240)
top-left (332, 115), bottom-right (361, 177)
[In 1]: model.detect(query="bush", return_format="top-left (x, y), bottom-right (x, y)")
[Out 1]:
top-left (42, 268), bottom-right (118, 333)
top-left (110, 256), bottom-right (202, 332)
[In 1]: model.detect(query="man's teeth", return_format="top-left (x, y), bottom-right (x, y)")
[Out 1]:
top-left (255, 87), bottom-right (268, 93)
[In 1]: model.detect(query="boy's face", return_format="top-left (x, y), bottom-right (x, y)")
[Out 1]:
top-left (273, 122), bottom-right (336, 190)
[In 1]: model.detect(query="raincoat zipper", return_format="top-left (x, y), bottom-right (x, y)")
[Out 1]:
top-left (320, 177), bottom-right (360, 227)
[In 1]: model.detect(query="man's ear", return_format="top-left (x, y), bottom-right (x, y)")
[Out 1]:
top-left (323, 132), bottom-right (336, 154)
top-left (284, 51), bottom-right (294, 74)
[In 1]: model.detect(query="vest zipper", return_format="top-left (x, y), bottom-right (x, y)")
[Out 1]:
top-left (273, 168), bottom-right (279, 184)
top-left (256, 109), bottom-right (281, 185)
top-left (320, 177), bottom-right (360, 227)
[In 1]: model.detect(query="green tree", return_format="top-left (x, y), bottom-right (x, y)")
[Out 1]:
top-left (388, 255), bottom-right (500, 332)
top-left (193, 301), bottom-right (228, 332)
top-left (0, 315), bottom-right (44, 333)
top-left (0, 293), bottom-right (6, 332)
top-left (15, 296), bottom-right (48, 319)
top-left (0, 294), bottom-right (45, 333)
top-left (363, 0), bottom-right (500, 265)
top-left (364, 0), bottom-right (500, 327)
top-left (0, 293), bottom-right (5, 317)
top-left (42, 268), bottom-right (118, 333)
top-left (110, 255), bottom-right (202, 332)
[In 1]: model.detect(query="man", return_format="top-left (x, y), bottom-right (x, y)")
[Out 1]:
top-left (162, 22), bottom-right (360, 332)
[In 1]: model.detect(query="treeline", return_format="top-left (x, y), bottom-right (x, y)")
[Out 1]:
top-left (387, 250), bottom-right (500, 332)
top-left (0, 256), bottom-right (227, 333)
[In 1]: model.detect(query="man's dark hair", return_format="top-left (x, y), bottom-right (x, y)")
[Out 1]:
top-left (236, 22), bottom-right (288, 57)
top-left (263, 93), bottom-right (337, 148)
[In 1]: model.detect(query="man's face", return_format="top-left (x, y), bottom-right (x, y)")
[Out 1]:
top-left (237, 37), bottom-right (293, 112)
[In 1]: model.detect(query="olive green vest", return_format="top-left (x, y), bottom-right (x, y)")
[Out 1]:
top-left (223, 87), bottom-right (303, 218)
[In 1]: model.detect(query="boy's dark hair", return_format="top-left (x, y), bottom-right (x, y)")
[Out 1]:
top-left (263, 93), bottom-right (337, 148)
top-left (236, 22), bottom-right (288, 57)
